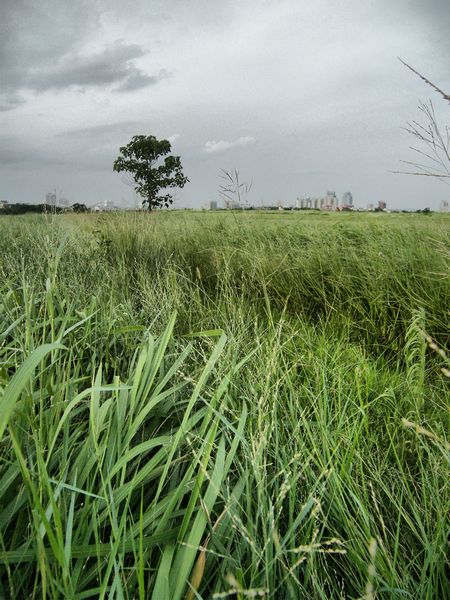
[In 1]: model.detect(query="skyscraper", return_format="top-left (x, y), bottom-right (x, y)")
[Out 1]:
top-left (342, 192), bottom-right (353, 207)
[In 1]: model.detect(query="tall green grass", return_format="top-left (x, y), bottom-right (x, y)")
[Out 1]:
top-left (0, 211), bottom-right (448, 598)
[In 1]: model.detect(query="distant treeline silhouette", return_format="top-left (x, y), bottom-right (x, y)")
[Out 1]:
top-left (1, 203), bottom-right (88, 215)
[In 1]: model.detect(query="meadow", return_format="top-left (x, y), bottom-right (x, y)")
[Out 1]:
top-left (0, 210), bottom-right (448, 599)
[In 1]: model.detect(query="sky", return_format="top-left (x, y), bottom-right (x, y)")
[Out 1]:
top-left (1, 0), bottom-right (449, 210)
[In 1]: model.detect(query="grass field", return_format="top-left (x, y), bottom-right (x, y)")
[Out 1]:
top-left (0, 210), bottom-right (448, 599)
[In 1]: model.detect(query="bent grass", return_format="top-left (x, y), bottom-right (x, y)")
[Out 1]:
top-left (0, 211), bottom-right (448, 598)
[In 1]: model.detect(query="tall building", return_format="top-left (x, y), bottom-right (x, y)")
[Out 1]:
top-left (439, 200), bottom-right (449, 212)
top-left (321, 191), bottom-right (337, 210)
top-left (209, 200), bottom-right (218, 210)
top-left (301, 197), bottom-right (311, 209)
top-left (378, 201), bottom-right (387, 211)
top-left (342, 192), bottom-right (353, 207)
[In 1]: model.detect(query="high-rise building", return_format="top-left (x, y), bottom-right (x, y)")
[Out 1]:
top-left (298, 197), bottom-right (310, 209)
top-left (342, 192), bottom-right (353, 207)
top-left (209, 200), bottom-right (218, 210)
top-left (439, 200), bottom-right (449, 212)
top-left (321, 191), bottom-right (337, 210)
top-left (326, 191), bottom-right (336, 202)
top-left (378, 201), bottom-right (387, 211)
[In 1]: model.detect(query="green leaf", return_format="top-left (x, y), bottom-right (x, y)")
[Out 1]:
top-left (0, 530), bottom-right (179, 564)
top-left (0, 342), bottom-right (65, 440)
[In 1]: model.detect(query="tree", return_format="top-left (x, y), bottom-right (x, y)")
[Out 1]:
top-left (71, 203), bottom-right (88, 213)
top-left (396, 60), bottom-right (450, 181)
top-left (113, 135), bottom-right (189, 210)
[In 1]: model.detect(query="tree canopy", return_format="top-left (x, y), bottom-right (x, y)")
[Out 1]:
top-left (113, 135), bottom-right (188, 210)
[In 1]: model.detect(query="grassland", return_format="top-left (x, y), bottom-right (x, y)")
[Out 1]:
top-left (0, 210), bottom-right (448, 599)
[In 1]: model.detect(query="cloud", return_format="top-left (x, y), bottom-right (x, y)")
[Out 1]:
top-left (0, 1), bottom-right (167, 110)
top-left (0, 134), bottom-right (68, 166)
top-left (204, 136), bottom-right (256, 154)
top-left (27, 41), bottom-right (163, 93)
top-left (1, 0), bottom-right (449, 209)
top-left (0, 93), bottom-right (26, 112)
top-left (58, 121), bottom-right (142, 138)
top-left (0, 0), bottom-right (101, 103)
top-left (116, 68), bottom-right (169, 92)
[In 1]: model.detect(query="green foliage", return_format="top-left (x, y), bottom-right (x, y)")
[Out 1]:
top-left (71, 203), bottom-right (88, 213)
top-left (113, 135), bottom-right (189, 210)
top-left (0, 203), bottom-right (63, 215)
top-left (0, 211), bottom-right (448, 598)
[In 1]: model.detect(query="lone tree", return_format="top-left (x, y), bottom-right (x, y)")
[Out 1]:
top-left (113, 135), bottom-right (188, 210)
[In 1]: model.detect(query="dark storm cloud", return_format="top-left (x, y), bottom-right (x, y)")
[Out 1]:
top-left (0, 1), bottom-right (165, 110)
top-left (0, 1), bottom-right (99, 101)
top-left (27, 41), bottom-right (164, 93)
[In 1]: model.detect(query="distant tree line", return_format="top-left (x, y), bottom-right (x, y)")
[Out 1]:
top-left (1, 203), bottom-right (88, 215)
top-left (1, 203), bottom-right (63, 215)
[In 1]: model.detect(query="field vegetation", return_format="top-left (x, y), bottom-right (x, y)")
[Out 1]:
top-left (0, 210), bottom-right (448, 599)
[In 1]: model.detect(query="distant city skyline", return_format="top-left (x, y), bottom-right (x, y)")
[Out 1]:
top-left (1, 0), bottom-right (449, 210)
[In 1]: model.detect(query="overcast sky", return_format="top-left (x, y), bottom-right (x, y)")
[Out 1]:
top-left (1, 0), bottom-right (449, 209)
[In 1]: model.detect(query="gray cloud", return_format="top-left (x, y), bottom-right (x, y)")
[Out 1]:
top-left (1, 121), bottom-right (138, 169)
top-left (204, 136), bottom-right (256, 154)
top-left (0, 2), bottom-right (166, 110)
top-left (18, 41), bottom-right (164, 95)
top-left (0, 1), bottom-right (100, 94)
top-left (27, 41), bottom-right (161, 93)
top-left (0, 93), bottom-right (26, 112)
top-left (1, 0), bottom-right (449, 209)
top-left (409, 0), bottom-right (450, 53)
top-left (59, 122), bottom-right (142, 138)
top-left (0, 135), bottom-right (67, 166)
top-left (0, 136), bottom-right (31, 164)
top-left (116, 68), bottom-right (169, 92)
